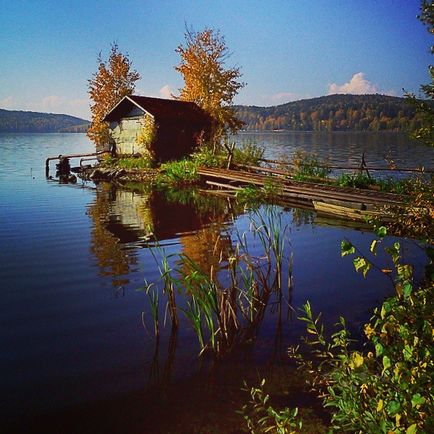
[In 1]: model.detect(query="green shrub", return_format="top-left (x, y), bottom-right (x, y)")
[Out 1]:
top-left (157, 159), bottom-right (200, 186)
top-left (190, 146), bottom-right (226, 168)
top-left (307, 233), bottom-right (433, 432)
top-left (242, 228), bottom-right (433, 433)
top-left (233, 141), bottom-right (265, 166)
top-left (291, 150), bottom-right (331, 181)
top-left (336, 172), bottom-right (375, 189)
top-left (116, 156), bottom-right (154, 169)
top-left (241, 379), bottom-right (303, 434)
top-left (135, 115), bottom-right (157, 166)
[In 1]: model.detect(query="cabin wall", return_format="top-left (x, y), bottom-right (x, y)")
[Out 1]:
top-left (109, 114), bottom-right (210, 161)
top-left (109, 117), bottom-right (149, 155)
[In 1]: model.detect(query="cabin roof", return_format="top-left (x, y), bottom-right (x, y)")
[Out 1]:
top-left (103, 95), bottom-right (211, 124)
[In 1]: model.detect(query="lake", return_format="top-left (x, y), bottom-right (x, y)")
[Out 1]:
top-left (1, 132), bottom-right (432, 433)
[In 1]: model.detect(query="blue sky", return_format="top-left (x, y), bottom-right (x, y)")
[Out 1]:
top-left (0, 0), bottom-right (431, 120)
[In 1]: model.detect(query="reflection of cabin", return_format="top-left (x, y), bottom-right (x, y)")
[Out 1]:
top-left (103, 95), bottom-right (212, 162)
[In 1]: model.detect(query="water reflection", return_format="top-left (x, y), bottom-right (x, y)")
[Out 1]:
top-left (86, 183), bottom-right (240, 286)
top-left (87, 183), bottom-right (138, 286)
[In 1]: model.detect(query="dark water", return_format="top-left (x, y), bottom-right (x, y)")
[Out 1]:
top-left (0, 133), bottom-right (431, 433)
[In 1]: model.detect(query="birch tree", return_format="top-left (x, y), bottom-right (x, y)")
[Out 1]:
top-left (87, 44), bottom-right (141, 149)
top-left (175, 27), bottom-right (245, 145)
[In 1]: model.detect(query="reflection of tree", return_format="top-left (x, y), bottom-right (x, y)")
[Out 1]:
top-left (180, 220), bottom-right (234, 278)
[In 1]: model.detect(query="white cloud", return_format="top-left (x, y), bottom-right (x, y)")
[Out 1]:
top-left (328, 72), bottom-right (384, 95)
top-left (159, 84), bottom-right (173, 99)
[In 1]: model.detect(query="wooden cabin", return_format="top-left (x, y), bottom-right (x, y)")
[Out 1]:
top-left (103, 95), bottom-right (212, 162)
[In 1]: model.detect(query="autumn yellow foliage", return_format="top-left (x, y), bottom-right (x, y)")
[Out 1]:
top-left (175, 27), bottom-right (245, 145)
top-left (87, 43), bottom-right (141, 150)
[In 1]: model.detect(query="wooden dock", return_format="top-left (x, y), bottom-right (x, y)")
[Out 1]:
top-left (197, 166), bottom-right (405, 220)
top-left (198, 166), bottom-right (404, 204)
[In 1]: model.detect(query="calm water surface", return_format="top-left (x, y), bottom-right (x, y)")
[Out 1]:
top-left (1, 133), bottom-right (431, 433)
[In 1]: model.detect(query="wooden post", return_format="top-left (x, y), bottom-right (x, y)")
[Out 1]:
top-left (224, 142), bottom-right (236, 170)
top-left (360, 152), bottom-right (371, 179)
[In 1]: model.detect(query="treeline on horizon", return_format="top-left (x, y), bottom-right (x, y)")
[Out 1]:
top-left (0, 109), bottom-right (89, 133)
top-left (0, 94), bottom-right (427, 134)
top-left (235, 94), bottom-right (426, 132)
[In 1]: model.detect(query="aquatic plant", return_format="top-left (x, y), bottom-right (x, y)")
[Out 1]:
top-left (143, 207), bottom-right (293, 357)
top-left (235, 178), bottom-right (284, 209)
top-left (235, 185), bottom-right (265, 208)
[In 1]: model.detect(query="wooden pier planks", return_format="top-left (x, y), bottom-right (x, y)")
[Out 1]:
top-left (197, 166), bottom-right (405, 207)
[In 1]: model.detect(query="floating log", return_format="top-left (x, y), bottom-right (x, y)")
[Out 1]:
top-left (312, 200), bottom-right (388, 222)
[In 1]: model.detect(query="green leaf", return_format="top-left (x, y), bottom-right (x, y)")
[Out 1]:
top-left (403, 282), bottom-right (413, 298)
top-left (353, 352), bottom-right (364, 368)
top-left (376, 226), bottom-right (387, 238)
top-left (362, 262), bottom-right (371, 277)
top-left (382, 355), bottom-right (391, 372)
top-left (377, 399), bottom-right (383, 412)
top-left (397, 264), bottom-right (413, 280)
top-left (341, 240), bottom-right (355, 257)
top-left (403, 344), bottom-right (413, 361)
top-left (411, 393), bottom-right (426, 407)
top-left (406, 424), bottom-right (417, 434)
top-left (375, 342), bottom-right (384, 357)
top-left (386, 400), bottom-right (400, 416)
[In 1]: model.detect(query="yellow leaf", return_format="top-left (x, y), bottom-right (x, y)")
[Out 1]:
top-left (377, 399), bottom-right (384, 412)
top-left (352, 352), bottom-right (364, 368)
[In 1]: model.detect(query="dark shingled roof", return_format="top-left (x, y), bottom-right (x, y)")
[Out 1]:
top-left (103, 95), bottom-right (211, 124)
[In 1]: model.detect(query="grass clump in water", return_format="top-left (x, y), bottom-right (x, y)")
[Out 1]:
top-left (143, 207), bottom-right (293, 357)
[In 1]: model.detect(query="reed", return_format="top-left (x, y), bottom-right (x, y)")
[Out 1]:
top-left (144, 207), bottom-right (293, 357)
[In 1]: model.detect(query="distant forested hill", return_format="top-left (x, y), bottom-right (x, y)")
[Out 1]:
top-left (0, 109), bottom-right (90, 133)
top-left (235, 94), bottom-right (425, 132)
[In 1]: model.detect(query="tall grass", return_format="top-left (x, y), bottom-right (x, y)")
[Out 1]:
top-left (143, 207), bottom-right (293, 357)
